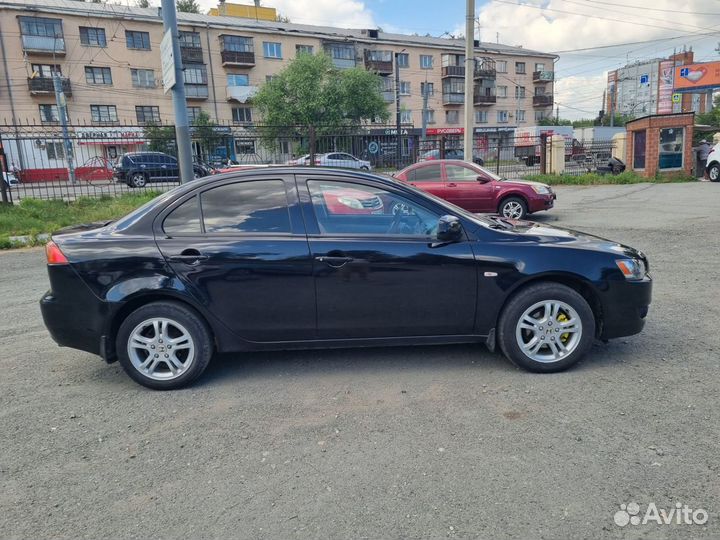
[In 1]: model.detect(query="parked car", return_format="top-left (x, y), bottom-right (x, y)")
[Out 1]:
top-left (113, 152), bottom-right (210, 187)
top-left (705, 143), bottom-right (720, 181)
top-left (41, 167), bottom-right (651, 390)
top-left (394, 159), bottom-right (555, 219)
top-left (419, 149), bottom-right (485, 166)
top-left (3, 171), bottom-right (18, 187)
top-left (286, 154), bottom-right (311, 166)
top-left (315, 153), bottom-right (372, 170)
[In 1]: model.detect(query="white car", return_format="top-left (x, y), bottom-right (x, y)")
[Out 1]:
top-left (705, 144), bottom-right (720, 181)
top-left (316, 152), bottom-right (372, 170)
top-left (3, 171), bottom-right (18, 187)
top-left (286, 154), bottom-right (311, 166)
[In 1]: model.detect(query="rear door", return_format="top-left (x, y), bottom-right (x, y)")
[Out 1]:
top-left (442, 162), bottom-right (495, 212)
top-left (407, 162), bottom-right (446, 200)
top-left (154, 176), bottom-right (315, 341)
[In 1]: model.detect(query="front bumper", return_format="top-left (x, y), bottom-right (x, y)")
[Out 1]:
top-left (598, 277), bottom-right (652, 340)
top-left (528, 193), bottom-right (556, 213)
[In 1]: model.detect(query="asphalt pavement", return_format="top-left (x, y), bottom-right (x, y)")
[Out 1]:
top-left (1, 182), bottom-right (718, 539)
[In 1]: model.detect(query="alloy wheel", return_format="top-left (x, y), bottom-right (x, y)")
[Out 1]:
top-left (502, 201), bottom-right (524, 219)
top-left (127, 318), bottom-right (195, 380)
top-left (515, 300), bottom-right (582, 363)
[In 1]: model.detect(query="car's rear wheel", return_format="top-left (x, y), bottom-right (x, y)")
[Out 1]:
top-left (130, 172), bottom-right (147, 188)
top-left (708, 163), bottom-right (720, 182)
top-left (360, 165), bottom-right (369, 171)
top-left (497, 283), bottom-right (595, 373)
top-left (116, 301), bottom-right (213, 390)
top-left (499, 197), bottom-right (528, 220)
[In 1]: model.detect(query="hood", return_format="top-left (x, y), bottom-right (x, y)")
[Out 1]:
top-left (487, 217), bottom-right (644, 259)
top-left (500, 179), bottom-right (552, 190)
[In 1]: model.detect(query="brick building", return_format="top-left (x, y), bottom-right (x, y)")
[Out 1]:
top-left (625, 113), bottom-right (695, 177)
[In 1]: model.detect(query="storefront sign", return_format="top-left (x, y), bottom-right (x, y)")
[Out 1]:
top-left (425, 127), bottom-right (464, 135)
top-left (75, 127), bottom-right (146, 146)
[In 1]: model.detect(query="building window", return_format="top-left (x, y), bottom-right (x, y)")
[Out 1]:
top-left (32, 63), bottom-right (61, 77)
top-left (125, 30), bottom-right (150, 50)
top-left (327, 44), bottom-right (354, 60)
top-left (266, 75), bottom-right (278, 83)
top-left (131, 68), bottom-right (155, 88)
top-left (178, 31), bottom-right (201, 48)
top-left (232, 106), bottom-right (252, 123)
top-left (496, 60), bottom-right (507, 73)
top-left (135, 105), bottom-right (161, 124)
top-left (397, 53), bottom-right (409, 68)
top-left (497, 110), bottom-right (509, 123)
top-left (535, 110), bottom-right (547, 122)
top-left (263, 42), bottom-right (282, 59)
top-left (90, 105), bottom-right (118, 124)
top-left (79, 27), bottom-right (106, 47)
top-left (658, 128), bottom-right (683, 169)
top-left (515, 62), bottom-right (526, 74)
top-left (296, 44), bottom-right (313, 55)
top-left (516, 109), bottom-right (526, 123)
top-left (446, 110), bottom-right (459, 124)
top-left (535, 63), bottom-right (545, 72)
top-left (235, 139), bottom-right (256, 154)
top-left (475, 110), bottom-right (488, 124)
top-left (497, 85), bottom-right (507, 98)
top-left (184, 65), bottom-right (207, 85)
top-left (535, 86), bottom-right (547, 96)
top-left (400, 110), bottom-right (412, 124)
top-left (423, 109), bottom-right (435, 124)
top-left (228, 74), bottom-right (249, 86)
top-left (39, 104), bottom-right (60, 123)
top-left (46, 141), bottom-right (65, 160)
top-left (420, 82), bottom-right (434, 96)
top-left (84, 66), bottom-right (112, 85)
top-left (187, 107), bottom-right (202, 122)
top-left (419, 55), bottom-right (433, 69)
top-left (400, 81), bottom-right (411, 95)
top-left (515, 86), bottom-right (526, 99)
top-left (222, 35), bottom-right (253, 52)
top-left (19, 16), bottom-right (63, 38)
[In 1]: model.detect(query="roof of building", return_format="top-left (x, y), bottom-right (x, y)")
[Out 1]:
top-left (0, 0), bottom-right (557, 59)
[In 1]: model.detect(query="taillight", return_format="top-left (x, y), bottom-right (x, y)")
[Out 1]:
top-left (46, 241), bottom-right (69, 265)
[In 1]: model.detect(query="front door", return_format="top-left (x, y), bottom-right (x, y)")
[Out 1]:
top-left (299, 175), bottom-right (478, 339)
top-left (442, 162), bottom-right (495, 212)
top-left (155, 176), bottom-right (315, 342)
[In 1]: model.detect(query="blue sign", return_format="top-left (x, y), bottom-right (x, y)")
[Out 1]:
top-left (680, 67), bottom-right (689, 78)
top-left (640, 74), bottom-right (649, 85)
top-left (368, 141), bottom-right (380, 155)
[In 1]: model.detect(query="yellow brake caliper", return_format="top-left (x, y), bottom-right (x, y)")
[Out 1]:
top-left (557, 312), bottom-right (570, 344)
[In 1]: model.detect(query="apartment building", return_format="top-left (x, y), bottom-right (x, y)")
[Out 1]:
top-left (0, 0), bottom-right (556, 163)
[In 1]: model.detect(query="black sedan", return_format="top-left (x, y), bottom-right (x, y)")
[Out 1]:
top-left (40, 168), bottom-right (652, 389)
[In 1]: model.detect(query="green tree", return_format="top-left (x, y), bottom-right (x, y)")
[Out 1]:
top-left (252, 53), bottom-right (389, 145)
top-left (143, 123), bottom-right (176, 154)
top-left (537, 117), bottom-right (572, 126)
top-left (136, 0), bottom-right (150, 7)
top-left (191, 111), bottom-right (222, 161)
top-left (176, 0), bottom-right (200, 13)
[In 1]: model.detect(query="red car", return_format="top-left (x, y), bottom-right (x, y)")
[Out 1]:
top-left (394, 160), bottom-right (555, 219)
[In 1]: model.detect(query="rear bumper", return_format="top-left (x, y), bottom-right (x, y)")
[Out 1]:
top-left (599, 277), bottom-right (652, 340)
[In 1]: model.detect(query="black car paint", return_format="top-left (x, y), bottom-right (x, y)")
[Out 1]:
top-left (40, 168), bottom-right (651, 363)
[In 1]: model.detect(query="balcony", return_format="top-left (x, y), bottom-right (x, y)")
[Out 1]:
top-left (533, 70), bottom-right (554, 82)
top-left (473, 93), bottom-right (496, 106)
top-left (442, 92), bottom-right (464, 106)
top-left (474, 59), bottom-right (496, 80)
top-left (441, 65), bottom-right (465, 78)
top-left (364, 51), bottom-right (393, 74)
top-left (221, 50), bottom-right (255, 67)
top-left (21, 35), bottom-right (65, 55)
top-left (533, 94), bottom-right (553, 107)
top-left (28, 76), bottom-right (71, 96)
top-left (226, 85), bottom-right (258, 102)
top-left (180, 46), bottom-right (204, 64)
top-left (185, 85), bottom-right (209, 100)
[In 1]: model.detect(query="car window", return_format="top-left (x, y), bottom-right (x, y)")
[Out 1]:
top-left (326, 154), bottom-right (340, 160)
top-left (413, 164), bottom-right (442, 182)
top-left (307, 180), bottom-right (439, 237)
top-left (201, 180), bottom-right (291, 234)
top-left (163, 196), bottom-right (201, 235)
top-left (445, 164), bottom-right (480, 182)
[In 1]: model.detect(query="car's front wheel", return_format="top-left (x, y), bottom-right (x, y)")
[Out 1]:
top-left (708, 163), bottom-right (720, 182)
top-left (499, 197), bottom-right (528, 219)
top-left (129, 172), bottom-right (147, 188)
top-left (497, 283), bottom-right (595, 373)
top-left (116, 301), bottom-right (213, 390)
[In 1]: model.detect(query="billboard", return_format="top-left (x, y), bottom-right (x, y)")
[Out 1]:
top-left (657, 60), bottom-right (674, 114)
top-left (674, 61), bottom-right (720, 93)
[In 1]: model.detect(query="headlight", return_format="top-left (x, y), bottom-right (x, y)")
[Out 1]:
top-left (532, 185), bottom-right (551, 195)
top-left (337, 196), bottom-right (364, 210)
top-left (615, 258), bottom-right (647, 280)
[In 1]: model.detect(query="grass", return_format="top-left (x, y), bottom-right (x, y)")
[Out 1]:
top-left (0, 192), bottom-right (160, 248)
top-left (528, 171), bottom-right (696, 185)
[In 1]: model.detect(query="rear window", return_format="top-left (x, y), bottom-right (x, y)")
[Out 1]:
top-left (163, 196), bottom-right (201, 235)
top-left (413, 164), bottom-right (442, 182)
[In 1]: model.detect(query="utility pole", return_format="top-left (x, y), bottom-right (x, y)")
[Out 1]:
top-left (609, 83), bottom-right (615, 127)
top-left (160, 0), bottom-right (194, 183)
top-left (421, 79), bottom-right (429, 140)
top-left (53, 70), bottom-right (75, 184)
top-left (394, 51), bottom-right (402, 167)
top-left (463, 0), bottom-right (474, 164)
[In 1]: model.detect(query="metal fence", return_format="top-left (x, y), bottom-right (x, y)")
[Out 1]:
top-left (0, 122), bottom-right (618, 202)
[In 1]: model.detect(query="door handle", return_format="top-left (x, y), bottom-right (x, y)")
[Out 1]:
top-left (315, 255), bottom-right (353, 268)
top-left (447, 182), bottom-right (457, 187)
top-left (168, 248), bottom-right (208, 263)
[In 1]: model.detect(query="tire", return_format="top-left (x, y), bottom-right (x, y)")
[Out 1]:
top-left (497, 283), bottom-right (595, 373)
top-left (116, 301), bottom-right (214, 390)
top-left (360, 165), bottom-right (369, 171)
top-left (708, 163), bottom-right (720, 182)
top-left (499, 197), bottom-right (528, 220)
top-left (130, 172), bottom-right (147, 188)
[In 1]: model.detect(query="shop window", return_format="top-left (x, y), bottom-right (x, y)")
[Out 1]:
top-left (633, 130), bottom-right (646, 169)
top-left (658, 128), bottom-right (683, 169)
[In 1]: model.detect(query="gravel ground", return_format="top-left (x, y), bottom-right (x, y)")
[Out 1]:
top-left (1, 182), bottom-right (719, 539)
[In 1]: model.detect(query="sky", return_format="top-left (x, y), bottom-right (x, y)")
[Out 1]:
top-left (187, 0), bottom-right (720, 120)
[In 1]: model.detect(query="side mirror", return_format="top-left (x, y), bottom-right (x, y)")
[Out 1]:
top-left (436, 215), bottom-right (463, 242)
top-left (476, 176), bottom-right (490, 183)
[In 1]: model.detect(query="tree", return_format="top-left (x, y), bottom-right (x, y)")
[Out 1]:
top-left (136, 0), bottom-right (150, 7)
top-left (176, 0), bottom-right (199, 13)
top-left (144, 123), bottom-right (176, 154)
top-left (252, 53), bottom-right (389, 145)
top-left (537, 117), bottom-right (572, 126)
top-left (275, 13), bottom-right (291, 22)
top-left (191, 111), bottom-right (223, 161)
